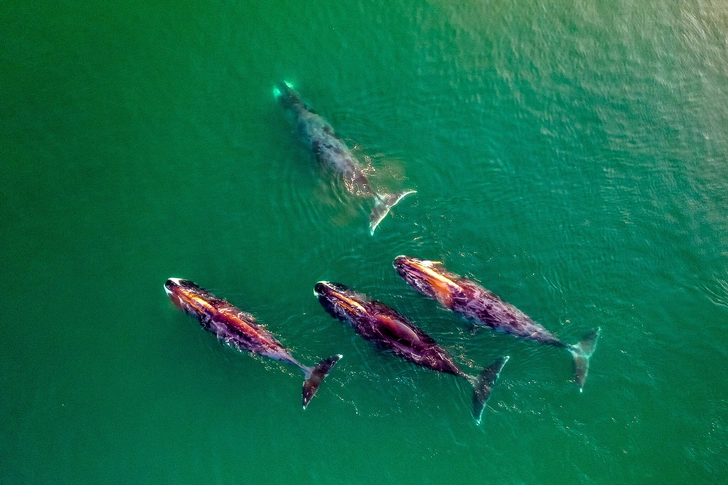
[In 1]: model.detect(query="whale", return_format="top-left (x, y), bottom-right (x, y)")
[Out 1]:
top-left (393, 256), bottom-right (601, 391)
top-left (314, 281), bottom-right (508, 423)
top-left (274, 81), bottom-right (415, 234)
top-left (164, 278), bottom-right (341, 408)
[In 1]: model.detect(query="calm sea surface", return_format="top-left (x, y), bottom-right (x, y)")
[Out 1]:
top-left (2, 0), bottom-right (727, 483)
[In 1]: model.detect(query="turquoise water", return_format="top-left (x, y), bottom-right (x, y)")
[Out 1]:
top-left (2, 0), bottom-right (727, 482)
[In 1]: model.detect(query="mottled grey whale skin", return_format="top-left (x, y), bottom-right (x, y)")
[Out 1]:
top-left (275, 82), bottom-right (415, 234)
top-left (314, 281), bottom-right (508, 423)
top-left (164, 278), bottom-right (341, 409)
top-left (393, 256), bottom-right (601, 392)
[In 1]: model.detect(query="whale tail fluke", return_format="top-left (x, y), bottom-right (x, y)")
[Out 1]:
top-left (302, 354), bottom-right (342, 409)
top-left (369, 190), bottom-right (416, 235)
top-left (569, 327), bottom-right (601, 392)
top-left (472, 355), bottom-right (509, 424)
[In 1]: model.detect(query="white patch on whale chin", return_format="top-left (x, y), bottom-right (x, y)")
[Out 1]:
top-left (313, 281), bottom-right (330, 297)
top-left (164, 278), bottom-right (184, 295)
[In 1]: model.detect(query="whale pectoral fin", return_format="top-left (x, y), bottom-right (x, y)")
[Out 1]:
top-left (472, 356), bottom-right (509, 424)
top-left (369, 190), bottom-right (416, 235)
top-left (302, 354), bottom-right (343, 409)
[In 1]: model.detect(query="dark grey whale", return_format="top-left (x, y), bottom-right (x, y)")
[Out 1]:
top-left (314, 281), bottom-right (508, 423)
top-left (275, 82), bottom-right (415, 234)
top-left (165, 278), bottom-right (341, 409)
top-left (393, 256), bottom-right (601, 391)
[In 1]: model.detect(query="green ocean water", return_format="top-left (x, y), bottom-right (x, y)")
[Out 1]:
top-left (2, 0), bottom-right (727, 482)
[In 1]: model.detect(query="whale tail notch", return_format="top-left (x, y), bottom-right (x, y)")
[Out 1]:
top-left (302, 354), bottom-right (342, 409)
top-left (369, 190), bottom-right (416, 235)
top-left (472, 355), bottom-right (509, 424)
top-left (569, 327), bottom-right (601, 392)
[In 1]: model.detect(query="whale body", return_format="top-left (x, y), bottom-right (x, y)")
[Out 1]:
top-left (165, 278), bottom-right (341, 408)
top-left (275, 82), bottom-right (415, 234)
top-left (314, 281), bottom-right (508, 423)
top-left (393, 256), bottom-right (601, 391)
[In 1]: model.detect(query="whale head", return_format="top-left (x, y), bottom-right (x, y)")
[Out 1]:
top-left (314, 281), bottom-right (368, 324)
top-left (273, 81), bottom-right (303, 110)
top-left (164, 278), bottom-right (217, 319)
top-left (393, 256), bottom-right (462, 308)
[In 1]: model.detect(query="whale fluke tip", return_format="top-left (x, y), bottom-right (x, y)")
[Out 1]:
top-left (302, 354), bottom-right (342, 409)
top-left (571, 328), bottom-right (601, 391)
top-left (472, 355), bottom-right (509, 423)
top-left (369, 190), bottom-right (417, 235)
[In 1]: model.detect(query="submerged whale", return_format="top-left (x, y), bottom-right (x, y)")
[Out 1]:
top-left (274, 82), bottom-right (415, 234)
top-left (393, 256), bottom-right (601, 391)
top-left (164, 278), bottom-right (341, 408)
top-left (314, 281), bottom-right (508, 423)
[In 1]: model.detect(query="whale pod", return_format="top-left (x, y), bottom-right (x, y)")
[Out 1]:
top-left (164, 278), bottom-right (341, 409)
top-left (314, 281), bottom-right (508, 423)
top-left (393, 256), bottom-right (601, 391)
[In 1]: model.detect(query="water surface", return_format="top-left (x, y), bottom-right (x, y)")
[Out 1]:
top-left (2, 0), bottom-right (727, 483)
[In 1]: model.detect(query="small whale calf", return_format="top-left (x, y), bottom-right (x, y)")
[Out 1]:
top-left (164, 278), bottom-right (341, 409)
top-left (274, 81), bottom-right (415, 234)
top-left (314, 281), bottom-right (509, 423)
top-left (393, 256), bottom-right (601, 391)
